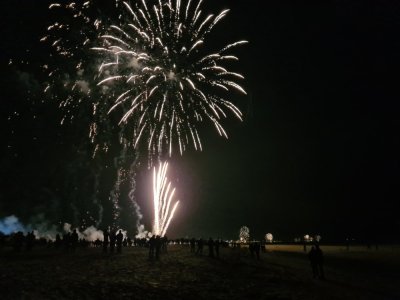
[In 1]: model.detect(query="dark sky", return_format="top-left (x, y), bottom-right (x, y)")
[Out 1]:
top-left (1, 0), bottom-right (399, 242)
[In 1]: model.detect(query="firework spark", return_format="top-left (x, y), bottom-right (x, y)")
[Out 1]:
top-left (42, 0), bottom-right (245, 233)
top-left (152, 161), bottom-right (179, 236)
top-left (44, 1), bottom-right (247, 160)
top-left (93, 0), bottom-right (247, 158)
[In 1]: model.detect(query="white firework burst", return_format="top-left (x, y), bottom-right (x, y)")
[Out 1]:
top-left (93, 0), bottom-right (248, 158)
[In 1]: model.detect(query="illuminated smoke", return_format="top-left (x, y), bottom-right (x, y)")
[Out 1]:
top-left (0, 215), bottom-right (26, 235)
top-left (265, 233), bottom-right (273, 243)
top-left (239, 226), bottom-right (250, 243)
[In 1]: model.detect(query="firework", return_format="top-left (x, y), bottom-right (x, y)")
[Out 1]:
top-left (43, 0), bottom-right (245, 233)
top-left (239, 226), bottom-right (250, 243)
top-left (152, 161), bottom-right (179, 236)
top-left (265, 233), bottom-right (273, 243)
top-left (93, 0), bottom-right (247, 158)
top-left (44, 0), bottom-right (247, 158)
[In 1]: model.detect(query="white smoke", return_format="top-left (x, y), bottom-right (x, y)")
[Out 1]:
top-left (63, 223), bottom-right (72, 233)
top-left (63, 222), bottom-right (104, 241)
top-left (0, 215), bottom-right (108, 242)
top-left (75, 80), bottom-right (90, 93)
top-left (82, 226), bottom-right (104, 241)
top-left (135, 224), bottom-right (150, 239)
top-left (32, 222), bottom-right (59, 241)
top-left (0, 215), bottom-right (27, 234)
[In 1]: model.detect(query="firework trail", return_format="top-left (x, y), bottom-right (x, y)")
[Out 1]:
top-left (108, 136), bottom-right (143, 228)
top-left (43, 1), bottom-right (120, 157)
top-left (152, 161), bottom-right (179, 236)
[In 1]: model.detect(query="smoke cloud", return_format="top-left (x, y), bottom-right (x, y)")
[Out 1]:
top-left (0, 215), bottom-right (27, 234)
top-left (0, 215), bottom-right (120, 242)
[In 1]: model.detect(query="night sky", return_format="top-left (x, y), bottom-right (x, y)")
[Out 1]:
top-left (1, 0), bottom-right (399, 242)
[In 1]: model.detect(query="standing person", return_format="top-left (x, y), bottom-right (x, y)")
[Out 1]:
top-left (214, 238), bottom-right (220, 258)
top-left (71, 229), bottom-right (79, 252)
top-left (0, 232), bottom-right (4, 249)
top-left (148, 236), bottom-right (156, 260)
top-left (190, 237), bottom-right (196, 253)
top-left (208, 237), bottom-right (214, 258)
top-left (155, 236), bottom-right (162, 260)
top-left (63, 232), bottom-right (71, 251)
top-left (254, 240), bottom-right (261, 260)
top-left (26, 231), bottom-right (35, 251)
top-left (116, 230), bottom-right (124, 254)
top-left (196, 237), bottom-right (204, 255)
top-left (12, 232), bottom-right (24, 252)
top-left (161, 235), bottom-right (168, 253)
top-left (249, 241), bottom-right (255, 258)
top-left (261, 240), bottom-right (266, 253)
top-left (315, 244), bottom-right (325, 280)
top-left (55, 234), bottom-right (61, 249)
top-left (308, 245), bottom-right (318, 278)
top-left (103, 228), bottom-right (109, 253)
top-left (109, 230), bottom-right (116, 254)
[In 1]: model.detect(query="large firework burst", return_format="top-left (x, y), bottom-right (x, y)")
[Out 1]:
top-left (93, 0), bottom-right (248, 158)
top-left (43, 0), bottom-right (247, 160)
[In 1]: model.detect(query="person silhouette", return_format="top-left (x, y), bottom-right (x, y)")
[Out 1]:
top-left (196, 237), bottom-right (203, 255)
top-left (116, 230), bottom-right (124, 253)
top-left (214, 238), bottom-right (220, 258)
top-left (261, 239), bottom-right (266, 253)
top-left (109, 230), bottom-right (116, 254)
top-left (63, 232), bottom-right (70, 251)
top-left (26, 231), bottom-right (35, 251)
top-left (103, 228), bottom-right (109, 253)
top-left (155, 236), bottom-right (161, 260)
top-left (71, 229), bottom-right (79, 252)
top-left (162, 235), bottom-right (168, 253)
top-left (208, 237), bottom-right (214, 258)
top-left (55, 233), bottom-right (61, 249)
top-left (249, 241), bottom-right (255, 258)
top-left (148, 236), bottom-right (156, 260)
top-left (308, 245), bottom-right (318, 278)
top-left (254, 240), bottom-right (261, 260)
top-left (12, 231), bottom-right (24, 252)
top-left (315, 244), bottom-right (325, 280)
top-left (0, 232), bottom-right (4, 249)
top-left (190, 238), bottom-right (196, 253)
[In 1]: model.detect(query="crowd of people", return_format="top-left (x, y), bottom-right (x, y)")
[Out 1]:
top-left (0, 230), bottom-right (326, 279)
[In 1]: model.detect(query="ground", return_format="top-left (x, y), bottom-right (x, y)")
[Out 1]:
top-left (1, 244), bottom-right (399, 300)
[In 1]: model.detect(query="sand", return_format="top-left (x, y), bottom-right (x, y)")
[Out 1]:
top-left (1, 244), bottom-right (399, 299)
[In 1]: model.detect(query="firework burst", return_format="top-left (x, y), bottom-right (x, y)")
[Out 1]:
top-left (42, 0), bottom-right (246, 233)
top-left (93, 0), bottom-right (248, 158)
top-left (44, 0), bottom-right (247, 160)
